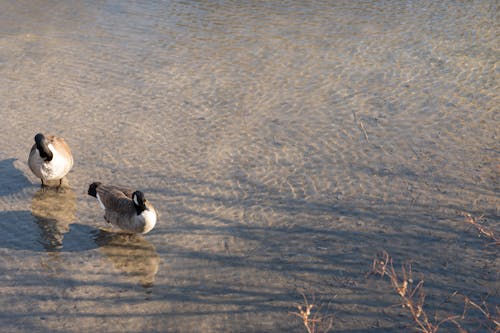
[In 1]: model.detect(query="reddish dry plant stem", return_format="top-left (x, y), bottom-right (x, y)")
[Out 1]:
top-left (369, 251), bottom-right (463, 333)
top-left (462, 212), bottom-right (500, 245)
top-left (290, 292), bottom-right (334, 333)
top-left (462, 296), bottom-right (500, 332)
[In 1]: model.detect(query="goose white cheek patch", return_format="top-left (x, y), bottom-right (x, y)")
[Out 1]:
top-left (96, 193), bottom-right (106, 209)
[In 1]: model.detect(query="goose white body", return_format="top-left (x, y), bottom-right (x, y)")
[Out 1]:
top-left (28, 134), bottom-right (73, 184)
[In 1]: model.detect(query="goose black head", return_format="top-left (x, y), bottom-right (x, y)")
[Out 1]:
top-left (132, 191), bottom-right (147, 214)
top-left (88, 182), bottom-right (102, 198)
top-left (34, 133), bottom-right (53, 161)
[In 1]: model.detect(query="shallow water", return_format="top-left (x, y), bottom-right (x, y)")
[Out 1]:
top-left (0, 1), bottom-right (498, 332)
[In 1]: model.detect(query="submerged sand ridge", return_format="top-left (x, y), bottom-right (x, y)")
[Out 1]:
top-left (0, 1), bottom-right (498, 332)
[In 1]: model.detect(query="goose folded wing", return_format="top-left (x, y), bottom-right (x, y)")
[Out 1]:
top-left (96, 185), bottom-right (136, 213)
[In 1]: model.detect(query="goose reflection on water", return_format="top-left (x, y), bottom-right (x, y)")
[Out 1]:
top-left (30, 187), bottom-right (159, 286)
top-left (31, 187), bottom-right (76, 251)
top-left (93, 231), bottom-right (160, 288)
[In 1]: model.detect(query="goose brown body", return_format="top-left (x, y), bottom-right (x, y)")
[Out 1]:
top-left (88, 182), bottom-right (157, 234)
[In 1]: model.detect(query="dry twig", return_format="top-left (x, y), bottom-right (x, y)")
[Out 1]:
top-left (368, 251), bottom-right (464, 333)
top-left (352, 110), bottom-right (369, 143)
top-left (461, 296), bottom-right (500, 332)
top-left (462, 212), bottom-right (500, 245)
top-left (290, 292), bottom-right (334, 333)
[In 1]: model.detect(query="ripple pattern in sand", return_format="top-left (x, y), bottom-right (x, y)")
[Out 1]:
top-left (0, 1), bottom-right (498, 332)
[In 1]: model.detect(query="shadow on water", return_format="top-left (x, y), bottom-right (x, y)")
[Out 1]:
top-left (148, 174), bottom-right (499, 301)
top-left (0, 209), bottom-right (98, 252)
top-left (0, 158), bottom-right (32, 196)
top-left (0, 187), bottom-right (99, 252)
top-left (94, 230), bottom-right (160, 288)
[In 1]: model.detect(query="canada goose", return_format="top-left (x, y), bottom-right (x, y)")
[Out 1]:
top-left (28, 133), bottom-right (73, 187)
top-left (88, 182), bottom-right (157, 234)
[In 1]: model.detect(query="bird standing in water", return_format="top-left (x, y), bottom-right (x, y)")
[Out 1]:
top-left (88, 182), bottom-right (157, 234)
top-left (28, 133), bottom-right (73, 187)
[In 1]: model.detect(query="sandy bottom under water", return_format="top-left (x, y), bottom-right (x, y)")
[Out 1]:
top-left (0, 1), bottom-right (498, 332)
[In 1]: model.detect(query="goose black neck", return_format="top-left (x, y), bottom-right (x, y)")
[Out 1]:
top-left (35, 134), bottom-right (53, 161)
top-left (134, 205), bottom-right (146, 215)
top-left (132, 191), bottom-right (147, 215)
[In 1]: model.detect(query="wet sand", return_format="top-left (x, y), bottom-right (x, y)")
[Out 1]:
top-left (0, 1), bottom-right (498, 332)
